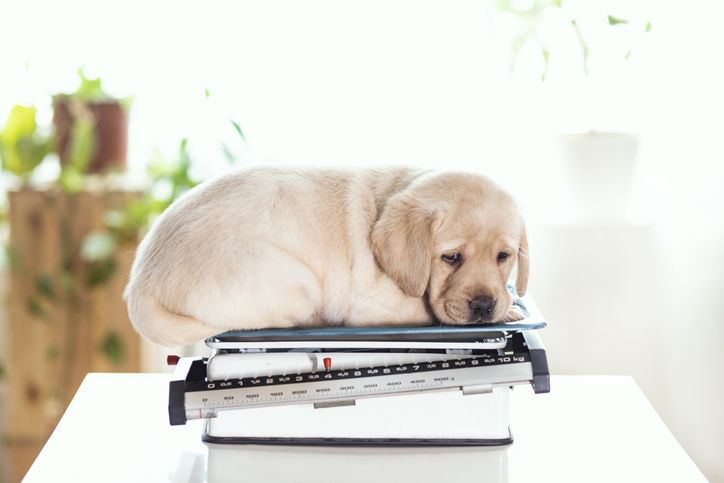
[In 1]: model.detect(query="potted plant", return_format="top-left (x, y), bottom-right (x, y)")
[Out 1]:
top-left (495, 1), bottom-right (651, 222)
top-left (52, 68), bottom-right (130, 176)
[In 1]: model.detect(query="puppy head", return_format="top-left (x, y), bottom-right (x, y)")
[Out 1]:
top-left (371, 172), bottom-right (528, 324)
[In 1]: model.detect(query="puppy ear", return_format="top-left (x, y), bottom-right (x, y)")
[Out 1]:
top-left (516, 221), bottom-right (529, 296)
top-left (371, 196), bottom-right (435, 297)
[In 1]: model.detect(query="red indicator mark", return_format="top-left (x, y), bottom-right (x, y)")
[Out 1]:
top-left (323, 357), bottom-right (332, 371)
top-left (166, 355), bottom-right (180, 366)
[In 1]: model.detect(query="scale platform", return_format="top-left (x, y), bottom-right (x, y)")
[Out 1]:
top-left (168, 296), bottom-right (550, 446)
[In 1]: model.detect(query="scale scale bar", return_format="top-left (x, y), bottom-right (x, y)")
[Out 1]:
top-left (184, 359), bottom-right (533, 417)
top-left (187, 352), bottom-right (529, 393)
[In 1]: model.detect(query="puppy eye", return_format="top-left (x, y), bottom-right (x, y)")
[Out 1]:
top-left (441, 252), bottom-right (462, 265)
top-left (497, 252), bottom-right (510, 263)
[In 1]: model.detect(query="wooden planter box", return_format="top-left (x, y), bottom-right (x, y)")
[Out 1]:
top-left (5, 189), bottom-right (141, 481)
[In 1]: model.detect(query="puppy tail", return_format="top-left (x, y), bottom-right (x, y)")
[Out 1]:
top-left (125, 285), bottom-right (220, 347)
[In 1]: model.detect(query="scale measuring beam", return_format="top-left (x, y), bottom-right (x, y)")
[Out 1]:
top-left (169, 329), bottom-right (548, 426)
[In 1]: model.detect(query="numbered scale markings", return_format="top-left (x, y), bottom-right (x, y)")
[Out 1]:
top-left (183, 352), bottom-right (531, 420)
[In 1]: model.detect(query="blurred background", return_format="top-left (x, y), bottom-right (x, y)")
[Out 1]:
top-left (0, 0), bottom-right (722, 481)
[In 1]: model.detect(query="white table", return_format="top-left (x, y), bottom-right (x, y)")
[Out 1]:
top-left (24, 374), bottom-right (706, 482)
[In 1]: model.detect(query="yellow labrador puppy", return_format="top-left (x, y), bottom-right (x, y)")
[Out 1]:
top-left (125, 168), bottom-right (528, 346)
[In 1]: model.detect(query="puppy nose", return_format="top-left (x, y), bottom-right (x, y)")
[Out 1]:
top-left (469, 296), bottom-right (496, 321)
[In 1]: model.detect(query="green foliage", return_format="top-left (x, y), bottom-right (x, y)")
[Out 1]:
top-left (26, 273), bottom-right (59, 320)
top-left (2, 243), bottom-right (18, 270)
top-left (540, 47), bottom-right (550, 81)
top-left (147, 138), bottom-right (198, 205)
top-left (0, 105), bottom-right (52, 180)
top-left (99, 331), bottom-right (125, 364)
top-left (35, 274), bottom-right (57, 301)
top-left (105, 138), bottom-right (198, 240)
top-left (230, 120), bottom-right (246, 142)
top-left (80, 137), bottom-right (200, 288)
top-left (52, 68), bottom-right (135, 192)
top-left (46, 343), bottom-right (59, 361)
top-left (86, 257), bottom-right (117, 287)
top-left (495, 1), bottom-right (651, 80)
top-left (570, 19), bottom-right (590, 75)
top-left (27, 294), bottom-right (46, 319)
top-left (608, 15), bottom-right (628, 26)
top-left (222, 143), bottom-right (236, 164)
top-left (71, 67), bottom-right (112, 102)
top-left (64, 67), bottom-right (133, 110)
top-left (82, 231), bottom-right (118, 285)
top-left (103, 199), bottom-right (163, 245)
top-left (60, 270), bottom-right (75, 292)
top-left (76, 68), bottom-right (107, 101)
top-left (58, 115), bottom-right (96, 193)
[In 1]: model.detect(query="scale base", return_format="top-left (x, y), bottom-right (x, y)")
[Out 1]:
top-left (203, 387), bottom-right (513, 446)
top-left (204, 441), bottom-right (510, 483)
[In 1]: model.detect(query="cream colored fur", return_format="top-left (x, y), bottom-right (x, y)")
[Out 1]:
top-left (125, 167), bottom-right (528, 346)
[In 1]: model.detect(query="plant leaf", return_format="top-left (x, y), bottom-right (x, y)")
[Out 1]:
top-left (86, 257), bottom-right (117, 286)
top-left (1, 105), bottom-right (36, 144)
top-left (74, 67), bottom-right (110, 101)
top-left (99, 332), bottom-right (125, 364)
top-left (541, 47), bottom-right (550, 81)
top-left (36, 274), bottom-right (57, 301)
top-left (27, 295), bottom-right (45, 318)
top-left (3, 244), bottom-right (19, 270)
top-left (67, 116), bottom-right (96, 173)
top-left (230, 120), bottom-right (246, 142)
top-left (46, 343), bottom-right (59, 361)
top-left (571, 20), bottom-right (590, 75)
top-left (0, 105), bottom-right (50, 177)
top-left (608, 15), bottom-right (628, 26)
top-left (58, 167), bottom-right (84, 193)
top-left (645, 20), bottom-right (652, 32)
top-left (60, 270), bottom-right (75, 291)
top-left (221, 143), bottom-right (236, 164)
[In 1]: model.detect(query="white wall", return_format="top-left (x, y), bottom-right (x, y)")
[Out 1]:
top-left (1, 0), bottom-right (724, 480)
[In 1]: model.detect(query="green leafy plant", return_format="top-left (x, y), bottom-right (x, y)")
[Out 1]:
top-left (495, 0), bottom-right (651, 80)
top-left (0, 105), bottom-right (53, 182)
top-left (99, 331), bottom-right (125, 365)
top-left (53, 68), bottom-right (133, 192)
top-left (66, 67), bottom-right (133, 109)
top-left (73, 67), bottom-right (112, 102)
top-left (80, 138), bottom-right (200, 289)
top-left (57, 112), bottom-right (95, 193)
top-left (111, 137), bottom-right (197, 234)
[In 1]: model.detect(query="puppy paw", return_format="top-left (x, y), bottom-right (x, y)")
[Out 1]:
top-left (500, 307), bottom-right (525, 322)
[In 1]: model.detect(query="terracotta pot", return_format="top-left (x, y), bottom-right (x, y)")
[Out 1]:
top-left (53, 98), bottom-right (128, 173)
